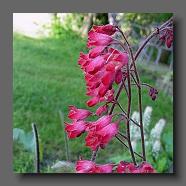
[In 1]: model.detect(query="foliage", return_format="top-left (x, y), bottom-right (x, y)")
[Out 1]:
top-left (49, 14), bottom-right (64, 38)
top-left (93, 13), bottom-right (109, 25)
top-left (123, 13), bottom-right (173, 26)
top-left (13, 128), bottom-right (35, 152)
top-left (63, 13), bottom-right (88, 30)
top-left (48, 13), bottom-right (111, 38)
top-left (129, 106), bottom-right (173, 173)
top-left (13, 142), bottom-right (34, 173)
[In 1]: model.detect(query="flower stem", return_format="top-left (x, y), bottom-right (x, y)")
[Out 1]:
top-left (133, 17), bottom-right (173, 62)
top-left (115, 135), bottom-right (143, 160)
top-left (108, 17), bottom-right (173, 163)
top-left (117, 26), bottom-right (146, 162)
top-left (116, 101), bottom-right (140, 127)
top-left (32, 123), bottom-right (40, 173)
top-left (138, 86), bottom-right (146, 161)
top-left (91, 147), bottom-right (99, 162)
top-left (109, 80), bottom-right (125, 115)
top-left (118, 132), bottom-right (128, 140)
top-left (126, 64), bottom-right (137, 165)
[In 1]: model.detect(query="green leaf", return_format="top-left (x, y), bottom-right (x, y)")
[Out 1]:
top-left (13, 128), bottom-right (35, 152)
top-left (13, 128), bottom-right (25, 141)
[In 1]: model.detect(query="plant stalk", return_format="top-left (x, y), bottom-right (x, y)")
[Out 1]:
top-left (32, 123), bottom-right (40, 173)
top-left (126, 64), bottom-right (137, 165)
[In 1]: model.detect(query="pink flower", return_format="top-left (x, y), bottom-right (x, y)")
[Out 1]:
top-left (101, 71), bottom-right (115, 86)
top-left (79, 47), bottom-right (128, 108)
top-left (78, 52), bottom-right (90, 70)
top-left (149, 87), bottom-right (158, 101)
top-left (68, 105), bottom-right (92, 121)
top-left (139, 162), bottom-right (156, 173)
top-left (98, 83), bottom-right (109, 97)
top-left (75, 160), bottom-right (96, 173)
top-left (113, 51), bottom-right (129, 67)
top-left (92, 24), bottom-right (117, 36)
top-left (89, 46), bottom-right (105, 58)
top-left (160, 29), bottom-right (173, 48)
top-left (89, 82), bottom-right (100, 90)
top-left (117, 161), bottom-right (137, 173)
top-left (85, 70), bottom-right (103, 83)
top-left (104, 89), bottom-right (115, 102)
top-left (85, 130), bottom-right (102, 150)
top-left (115, 70), bottom-right (123, 84)
top-left (96, 105), bottom-right (108, 116)
top-left (96, 123), bottom-right (118, 146)
top-left (87, 96), bottom-right (100, 107)
top-left (87, 30), bottom-right (113, 48)
top-left (95, 164), bottom-right (113, 173)
top-left (117, 161), bottom-right (156, 173)
top-left (166, 35), bottom-right (173, 48)
top-left (85, 116), bottom-right (118, 150)
top-left (91, 115), bottom-right (112, 131)
top-left (75, 160), bottom-right (113, 173)
top-left (65, 120), bottom-right (87, 138)
top-left (85, 56), bottom-right (105, 74)
top-left (86, 86), bottom-right (99, 97)
top-left (105, 62), bottom-right (116, 71)
top-left (106, 48), bottom-right (129, 70)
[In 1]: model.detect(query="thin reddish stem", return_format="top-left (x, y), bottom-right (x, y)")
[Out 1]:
top-left (117, 26), bottom-right (146, 161)
top-left (116, 101), bottom-right (140, 127)
top-left (109, 80), bottom-right (125, 115)
top-left (126, 64), bottom-right (137, 165)
top-left (91, 147), bottom-right (99, 162)
top-left (115, 135), bottom-right (144, 159)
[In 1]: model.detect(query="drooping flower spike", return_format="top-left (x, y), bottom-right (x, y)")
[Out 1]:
top-left (78, 47), bottom-right (129, 108)
top-left (64, 20), bottom-right (172, 173)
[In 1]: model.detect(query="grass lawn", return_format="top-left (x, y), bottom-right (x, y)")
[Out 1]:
top-left (13, 30), bottom-right (173, 173)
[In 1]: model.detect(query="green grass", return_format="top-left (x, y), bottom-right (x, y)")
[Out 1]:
top-left (13, 30), bottom-right (173, 173)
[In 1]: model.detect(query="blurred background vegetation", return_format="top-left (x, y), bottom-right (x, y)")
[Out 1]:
top-left (13, 13), bottom-right (173, 173)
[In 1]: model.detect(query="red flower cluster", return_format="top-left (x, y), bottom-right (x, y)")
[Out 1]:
top-left (149, 87), bottom-right (158, 101)
top-left (65, 105), bottom-right (118, 150)
top-left (95, 104), bottom-right (108, 116)
top-left (65, 120), bottom-right (87, 139)
top-left (68, 105), bottom-right (92, 120)
top-left (85, 115), bottom-right (118, 150)
top-left (75, 160), bottom-right (113, 173)
top-left (117, 161), bottom-right (156, 173)
top-left (87, 24), bottom-right (116, 48)
top-left (75, 160), bottom-right (156, 174)
top-left (65, 25), bottom-right (124, 150)
top-left (65, 105), bottom-right (92, 138)
top-left (160, 28), bottom-right (173, 48)
top-left (78, 24), bottom-right (129, 107)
